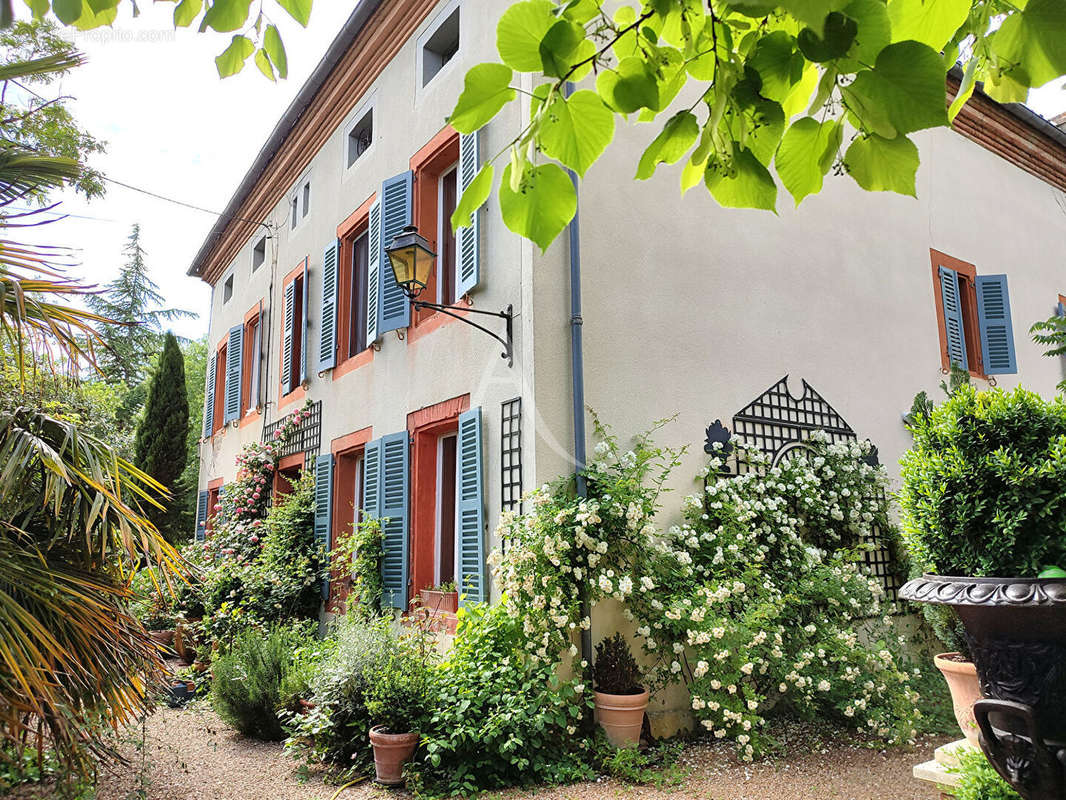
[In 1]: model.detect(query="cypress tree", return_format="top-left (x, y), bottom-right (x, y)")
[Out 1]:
top-left (134, 331), bottom-right (190, 541)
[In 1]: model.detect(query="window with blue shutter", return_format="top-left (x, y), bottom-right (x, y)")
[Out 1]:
top-left (224, 324), bottom-right (243, 424)
top-left (300, 264), bottom-right (310, 384)
top-left (379, 431), bottom-right (410, 609)
top-left (248, 308), bottom-right (262, 412)
top-left (282, 281), bottom-right (295, 393)
top-left (203, 351), bottom-right (217, 437)
top-left (362, 438), bottom-right (383, 611)
top-left (366, 200), bottom-right (382, 344)
top-left (314, 454), bottom-right (334, 600)
top-left (378, 172), bottom-right (413, 334)
top-left (456, 407), bottom-right (485, 605)
top-left (938, 266), bottom-right (968, 372)
top-left (456, 130), bottom-right (481, 297)
top-left (195, 490), bottom-right (209, 542)
top-left (976, 275), bottom-right (1017, 375)
top-left (319, 239), bottom-right (340, 372)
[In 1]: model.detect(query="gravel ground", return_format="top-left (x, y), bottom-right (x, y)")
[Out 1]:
top-left (79, 705), bottom-right (952, 800)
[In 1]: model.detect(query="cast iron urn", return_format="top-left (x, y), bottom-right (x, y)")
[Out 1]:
top-left (900, 575), bottom-right (1066, 800)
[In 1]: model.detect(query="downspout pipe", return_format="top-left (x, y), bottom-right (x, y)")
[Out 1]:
top-left (564, 81), bottom-right (592, 670)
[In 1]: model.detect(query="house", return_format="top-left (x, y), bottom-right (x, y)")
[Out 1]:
top-left (191, 0), bottom-right (1066, 636)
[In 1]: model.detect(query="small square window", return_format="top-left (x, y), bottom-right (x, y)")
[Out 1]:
top-left (252, 237), bottom-right (266, 272)
top-left (223, 274), bottom-right (234, 304)
top-left (421, 4), bottom-right (459, 87)
top-left (347, 108), bottom-right (374, 168)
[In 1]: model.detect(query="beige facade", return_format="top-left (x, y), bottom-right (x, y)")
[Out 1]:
top-left (192, 0), bottom-right (1066, 679)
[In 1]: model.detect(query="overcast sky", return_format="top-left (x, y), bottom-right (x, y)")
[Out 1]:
top-left (17, 3), bottom-right (1066, 342)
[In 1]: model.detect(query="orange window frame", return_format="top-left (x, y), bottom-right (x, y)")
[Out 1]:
top-left (334, 194), bottom-right (377, 380)
top-left (240, 302), bottom-right (262, 427)
top-left (212, 336), bottom-right (227, 436)
top-left (930, 249), bottom-right (984, 379)
top-left (206, 477), bottom-right (223, 535)
top-left (328, 426), bottom-right (374, 611)
top-left (279, 259), bottom-right (308, 409)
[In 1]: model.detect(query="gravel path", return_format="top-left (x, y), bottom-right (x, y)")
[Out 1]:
top-left (86, 705), bottom-right (948, 800)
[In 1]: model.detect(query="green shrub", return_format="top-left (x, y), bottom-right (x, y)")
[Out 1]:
top-left (951, 748), bottom-right (1021, 800)
top-left (592, 632), bottom-right (642, 693)
top-left (900, 385), bottom-right (1066, 577)
top-left (363, 625), bottom-right (433, 734)
top-left (210, 626), bottom-right (301, 740)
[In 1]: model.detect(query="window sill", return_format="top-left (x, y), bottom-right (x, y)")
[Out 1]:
top-left (332, 347), bottom-right (374, 381)
top-left (278, 385), bottom-right (306, 410)
top-left (239, 409), bottom-right (261, 429)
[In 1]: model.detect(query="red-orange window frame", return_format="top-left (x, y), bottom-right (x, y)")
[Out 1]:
top-left (212, 336), bottom-right (228, 436)
top-left (240, 301), bottom-right (262, 428)
top-left (333, 194), bottom-right (377, 381)
top-left (930, 249), bottom-right (985, 379)
top-left (327, 426), bottom-right (374, 611)
top-left (279, 259), bottom-right (308, 409)
top-left (206, 477), bottom-right (223, 535)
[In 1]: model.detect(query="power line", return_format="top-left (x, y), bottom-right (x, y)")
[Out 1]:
top-left (100, 174), bottom-right (271, 233)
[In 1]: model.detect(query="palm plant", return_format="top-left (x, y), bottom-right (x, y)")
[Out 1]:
top-left (0, 48), bottom-right (183, 779)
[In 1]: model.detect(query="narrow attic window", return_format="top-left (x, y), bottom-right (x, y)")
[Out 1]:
top-left (347, 107), bottom-right (374, 168)
top-left (252, 236), bottom-right (266, 272)
top-left (223, 274), bottom-right (234, 304)
top-left (302, 181), bottom-right (311, 219)
top-left (421, 4), bottom-right (459, 87)
top-left (290, 196), bottom-right (299, 230)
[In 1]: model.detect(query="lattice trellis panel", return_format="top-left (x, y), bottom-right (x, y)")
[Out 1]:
top-left (705, 376), bottom-right (902, 604)
top-left (262, 400), bottom-right (323, 470)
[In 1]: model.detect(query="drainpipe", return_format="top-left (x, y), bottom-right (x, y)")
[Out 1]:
top-left (564, 82), bottom-right (592, 670)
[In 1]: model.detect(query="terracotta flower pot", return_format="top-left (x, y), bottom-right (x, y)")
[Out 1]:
top-left (594, 688), bottom-right (649, 748)
top-left (369, 726), bottom-right (419, 785)
top-left (149, 629), bottom-right (175, 647)
top-left (934, 652), bottom-right (982, 747)
top-left (419, 589), bottom-right (459, 614)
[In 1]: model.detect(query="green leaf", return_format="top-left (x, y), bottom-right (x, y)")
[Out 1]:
top-left (215, 34), bottom-right (255, 78)
top-left (539, 19), bottom-right (584, 78)
top-left (497, 0), bottom-right (556, 72)
top-left (749, 31), bottom-right (804, 104)
top-left (778, 0), bottom-right (850, 32)
top-left (561, 0), bottom-right (599, 24)
top-left (539, 90), bottom-right (615, 177)
top-left (741, 98), bottom-right (786, 166)
top-left (843, 133), bottom-right (919, 195)
top-left (843, 41), bottom-right (948, 136)
top-left (173, 0), bottom-right (202, 27)
top-left (276, 0), bottom-right (311, 26)
top-left (254, 48), bottom-right (275, 81)
top-left (202, 0), bottom-right (253, 33)
top-left (85, 0), bottom-right (116, 12)
top-left (775, 117), bottom-right (841, 205)
top-left (24, 0), bottom-right (49, 20)
top-left (499, 162), bottom-right (577, 252)
top-left (596, 56), bottom-right (659, 113)
top-left (449, 63), bottom-right (516, 134)
top-left (839, 0), bottom-right (891, 69)
top-left (948, 56), bottom-right (977, 121)
top-left (992, 0), bottom-right (1066, 89)
top-left (1038, 566), bottom-right (1066, 579)
top-left (262, 24), bottom-right (287, 79)
top-left (783, 63), bottom-right (819, 118)
top-left (705, 146), bottom-right (778, 211)
top-left (887, 0), bottom-right (970, 53)
top-left (52, 0), bottom-right (83, 24)
top-left (452, 164), bottom-right (494, 232)
top-left (72, 1), bottom-right (115, 27)
top-left (636, 111), bottom-right (699, 179)
top-left (797, 12), bottom-right (857, 62)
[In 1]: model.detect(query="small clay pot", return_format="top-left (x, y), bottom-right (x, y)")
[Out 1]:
top-left (934, 652), bottom-right (982, 747)
top-left (368, 726), bottom-right (419, 786)
top-left (593, 688), bottom-right (649, 748)
top-left (419, 589), bottom-right (459, 614)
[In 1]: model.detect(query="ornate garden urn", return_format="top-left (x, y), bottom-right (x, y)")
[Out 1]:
top-left (901, 575), bottom-right (1066, 800)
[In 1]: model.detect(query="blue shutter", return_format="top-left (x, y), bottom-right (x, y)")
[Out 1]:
top-left (366, 200), bottom-right (381, 344)
top-left (378, 171), bottom-right (413, 334)
top-left (223, 324), bottom-right (243, 424)
top-left (456, 130), bottom-right (481, 297)
top-left (318, 239), bottom-right (340, 372)
top-left (203, 351), bottom-right (217, 437)
top-left (300, 263), bottom-right (310, 384)
top-left (281, 280), bottom-right (295, 393)
top-left (195, 490), bottom-right (209, 542)
top-left (379, 431), bottom-right (410, 609)
top-left (1057, 301), bottom-right (1066, 319)
top-left (361, 438), bottom-right (383, 612)
top-left (456, 407), bottom-right (486, 605)
top-left (938, 266), bottom-right (968, 372)
top-left (976, 274), bottom-right (1017, 375)
top-left (314, 454), bottom-right (334, 600)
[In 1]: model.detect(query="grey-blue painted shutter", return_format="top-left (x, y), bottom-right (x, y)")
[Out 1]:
top-left (195, 490), bottom-right (209, 542)
top-left (314, 454), bottom-right (334, 599)
top-left (457, 130), bottom-right (481, 297)
top-left (379, 431), bottom-right (410, 609)
top-left (378, 171), bottom-right (413, 334)
top-left (362, 438), bottom-right (383, 611)
top-left (282, 280), bottom-right (295, 392)
top-left (1057, 301), bottom-right (1066, 318)
top-left (938, 266), bottom-right (968, 371)
top-left (223, 324), bottom-right (243, 424)
top-left (300, 263), bottom-right (310, 384)
top-left (366, 200), bottom-right (381, 344)
top-left (456, 407), bottom-right (486, 605)
top-left (318, 240), bottom-right (340, 372)
top-left (203, 351), bottom-right (217, 437)
top-left (976, 274), bottom-right (1017, 375)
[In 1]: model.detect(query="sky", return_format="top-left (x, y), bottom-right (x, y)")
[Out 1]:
top-left (15, 3), bottom-right (1066, 344)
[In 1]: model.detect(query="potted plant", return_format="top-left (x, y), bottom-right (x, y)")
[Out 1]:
top-left (592, 632), bottom-right (648, 748)
top-left (921, 603), bottom-right (983, 747)
top-left (899, 386), bottom-right (1066, 799)
top-left (419, 581), bottom-right (458, 614)
top-left (364, 625), bottom-right (433, 785)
